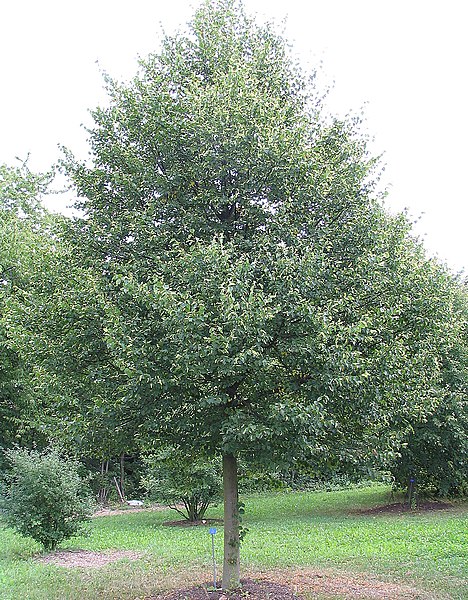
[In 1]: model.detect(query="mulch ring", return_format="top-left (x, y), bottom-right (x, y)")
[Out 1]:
top-left (35, 549), bottom-right (143, 568)
top-left (155, 578), bottom-right (303, 599)
top-left (355, 501), bottom-right (453, 516)
top-left (163, 518), bottom-right (223, 527)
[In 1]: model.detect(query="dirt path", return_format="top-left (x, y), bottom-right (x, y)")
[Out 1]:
top-left (93, 504), bottom-right (167, 517)
top-left (36, 549), bottom-right (143, 568)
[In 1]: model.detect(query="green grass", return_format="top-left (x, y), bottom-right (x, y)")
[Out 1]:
top-left (0, 485), bottom-right (466, 599)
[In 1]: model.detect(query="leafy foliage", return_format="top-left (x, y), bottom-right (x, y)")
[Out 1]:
top-left (0, 447), bottom-right (94, 550)
top-left (60, 0), bottom-right (455, 472)
top-left (142, 449), bottom-right (222, 521)
top-left (2, 209), bottom-right (138, 465)
top-left (0, 161), bottom-right (50, 216)
top-left (0, 162), bottom-right (52, 457)
top-left (390, 283), bottom-right (468, 497)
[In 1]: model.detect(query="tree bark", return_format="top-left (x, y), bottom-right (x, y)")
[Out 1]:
top-left (98, 460), bottom-right (109, 505)
top-left (222, 453), bottom-right (240, 590)
top-left (119, 453), bottom-right (126, 501)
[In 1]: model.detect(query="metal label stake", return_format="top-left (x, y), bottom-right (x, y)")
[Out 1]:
top-left (209, 527), bottom-right (217, 589)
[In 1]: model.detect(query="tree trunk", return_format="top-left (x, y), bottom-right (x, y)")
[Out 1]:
top-left (222, 453), bottom-right (240, 590)
top-left (98, 460), bottom-right (109, 505)
top-left (119, 453), bottom-right (126, 501)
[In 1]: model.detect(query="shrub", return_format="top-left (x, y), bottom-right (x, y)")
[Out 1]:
top-left (0, 447), bottom-right (94, 550)
top-left (142, 448), bottom-right (221, 521)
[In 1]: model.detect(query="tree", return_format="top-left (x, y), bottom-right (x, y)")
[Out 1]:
top-left (142, 448), bottom-right (222, 521)
top-left (0, 162), bottom-right (52, 457)
top-left (4, 223), bottom-right (142, 498)
top-left (0, 163), bottom-right (140, 487)
top-left (390, 281), bottom-right (468, 497)
top-left (61, 0), bottom-right (461, 588)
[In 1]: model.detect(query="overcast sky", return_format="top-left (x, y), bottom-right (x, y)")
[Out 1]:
top-left (1, 0), bottom-right (466, 273)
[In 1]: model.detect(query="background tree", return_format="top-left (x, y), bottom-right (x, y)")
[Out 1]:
top-left (0, 162), bottom-right (52, 458)
top-left (142, 448), bottom-right (222, 521)
top-left (390, 281), bottom-right (468, 497)
top-left (0, 162), bottom-right (142, 501)
top-left (4, 229), bottom-right (142, 501)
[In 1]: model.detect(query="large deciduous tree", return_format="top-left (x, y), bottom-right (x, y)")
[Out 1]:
top-left (0, 162), bottom-right (52, 456)
top-left (1, 164), bottom-right (138, 487)
top-left (5, 219), bottom-right (139, 487)
top-left (61, 0), bottom-right (463, 588)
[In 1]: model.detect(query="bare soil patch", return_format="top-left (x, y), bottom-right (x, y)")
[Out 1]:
top-left (267, 568), bottom-right (432, 599)
top-left (93, 504), bottom-right (166, 517)
top-left (356, 501), bottom-right (453, 516)
top-left (149, 568), bottom-right (432, 600)
top-left (36, 549), bottom-right (142, 568)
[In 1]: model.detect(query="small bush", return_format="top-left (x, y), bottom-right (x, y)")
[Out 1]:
top-left (142, 449), bottom-right (221, 521)
top-left (0, 447), bottom-right (94, 551)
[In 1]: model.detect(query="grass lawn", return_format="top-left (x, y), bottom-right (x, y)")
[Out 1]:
top-left (0, 484), bottom-right (466, 599)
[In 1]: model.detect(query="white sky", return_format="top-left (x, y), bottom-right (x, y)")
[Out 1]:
top-left (1, 0), bottom-right (466, 273)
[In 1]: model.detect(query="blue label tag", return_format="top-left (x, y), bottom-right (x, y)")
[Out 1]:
top-left (209, 527), bottom-right (217, 535)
